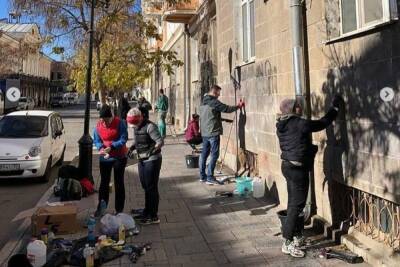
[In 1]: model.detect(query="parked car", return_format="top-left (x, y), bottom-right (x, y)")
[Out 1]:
top-left (50, 96), bottom-right (67, 107)
top-left (18, 97), bottom-right (35, 110)
top-left (0, 110), bottom-right (66, 182)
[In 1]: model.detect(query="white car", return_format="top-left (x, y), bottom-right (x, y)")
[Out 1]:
top-left (0, 110), bottom-right (66, 182)
top-left (96, 97), bottom-right (115, 110)
top-left (18, 97), bottom-right (35, 110)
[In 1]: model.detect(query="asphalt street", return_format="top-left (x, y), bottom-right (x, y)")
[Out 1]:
top-left (0, 104), bottom-right (98, 250)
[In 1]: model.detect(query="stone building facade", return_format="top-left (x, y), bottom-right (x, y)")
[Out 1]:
top-left (145, 0), bottom-right (400, 263)
top-left (0, 22), bottom-right (54, 108)
top-left (216, 0), bottom-right (400, 263)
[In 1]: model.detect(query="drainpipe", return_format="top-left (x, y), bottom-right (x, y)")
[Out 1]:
top-left (290, 0), bottom-right (313, 221)
top-left (290, 0), bottom-right (305, 102)
top-left (184, 24), bottom-right (191, 128)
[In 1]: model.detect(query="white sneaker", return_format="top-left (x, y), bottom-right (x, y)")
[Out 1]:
top-left (293, 235), bottom-right (305, 247)
top-left (282, 240), bottom-right (305, 258)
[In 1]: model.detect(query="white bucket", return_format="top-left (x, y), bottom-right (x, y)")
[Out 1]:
top-left (252, 177), bottom-right (265, 198)
top-left (27, 239), bottom-right (47, 267)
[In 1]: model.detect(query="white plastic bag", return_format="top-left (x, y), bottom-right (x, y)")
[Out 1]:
top-left (100, 214), bottom-right (120, 235)
top-left (100, 213), bottom-right (137, 235)
top-left (116, 213), bottom-right (136, 230)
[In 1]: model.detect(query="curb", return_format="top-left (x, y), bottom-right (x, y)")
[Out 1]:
top-left (0, 182), bottom-right (55, 266)
top-left (0, 155), bottom-right (80, 266)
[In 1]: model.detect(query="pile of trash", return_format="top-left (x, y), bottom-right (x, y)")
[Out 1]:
top-left (9, 212), bottom-right (149, 267)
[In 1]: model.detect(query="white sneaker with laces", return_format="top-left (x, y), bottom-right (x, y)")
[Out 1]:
top-left (293, 235), bottom-right (305, 247)
top-left (282, 240), bottom-right (305, 258)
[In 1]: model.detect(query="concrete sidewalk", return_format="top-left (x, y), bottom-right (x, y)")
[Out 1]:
top-left (1, 134), bottom-right (371, 267)
top-left (85, 136), bottom-right (370, 267)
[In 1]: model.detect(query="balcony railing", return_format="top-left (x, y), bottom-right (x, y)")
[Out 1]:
top-left (163, 0), bottom-right (199, 23)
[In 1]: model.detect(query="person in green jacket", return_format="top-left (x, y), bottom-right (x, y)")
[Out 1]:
top-left (155, 89), bottom-right (169, 138)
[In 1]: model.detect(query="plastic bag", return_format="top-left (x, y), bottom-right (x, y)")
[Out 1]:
top-left (100, 214), bottom-right (120, 235)
top-left (116, 213), bottom-right (136, 230)
top-left (100, 213), bottom-right (136, 235)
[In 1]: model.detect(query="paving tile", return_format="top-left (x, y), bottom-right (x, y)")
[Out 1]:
top-left (61, 139), bottom-right (370, 267)
top-left (204, 230), bottom-right (238, 243)
top-left (183, 260), bottom-right (219, 267)
top-left (175, 240), bottom-right (210, 255)
top-left (223, 246), bottom-right (261, 262)
top-left (208, 241), bottom-right (232, 252)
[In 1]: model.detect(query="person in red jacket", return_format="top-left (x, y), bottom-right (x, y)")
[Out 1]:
top-left (185, 114), bottom-right (202, 145)
top-left (93, 105), bottom-right (128, 216)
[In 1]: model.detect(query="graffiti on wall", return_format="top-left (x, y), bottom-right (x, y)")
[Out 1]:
top-left (255, 59), bottom-right (277, 95)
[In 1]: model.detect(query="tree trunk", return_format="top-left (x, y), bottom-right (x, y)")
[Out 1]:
top-left (95, 44), bottom-right (106, 104)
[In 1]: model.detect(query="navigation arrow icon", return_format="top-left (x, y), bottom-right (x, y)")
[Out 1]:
top-left (6, 87), bottom-right (21, 102)
top-left (380, 87), bottom-right (394, 102)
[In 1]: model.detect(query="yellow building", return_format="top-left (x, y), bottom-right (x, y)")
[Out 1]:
top-left (0, 21), bottom-right (53, 109)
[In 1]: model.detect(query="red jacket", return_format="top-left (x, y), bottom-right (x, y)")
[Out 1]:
top-left (94, 117), bottom-right (128, 159)
top-left (185, 119), bottom-right (200, 141)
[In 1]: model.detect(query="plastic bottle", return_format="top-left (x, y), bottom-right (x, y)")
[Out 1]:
top-left (87, 215), bottom-right (96, 243)
top-left (94, 243), bottom-right (100, 260)
top-left (48, 230), bottom-right (55, 245)
top-left (27, 239), bottom-right (47, 267)
top-left (252, 176), bottom-right (265, 198)
top-left (100, 199), bottom-right (107, 213)
top-left (40, 228), bottom-right (48, 245)
top-left (118, 224), bottom-right (125, 243)
top-left (83, 244), bottom-right (94, 267)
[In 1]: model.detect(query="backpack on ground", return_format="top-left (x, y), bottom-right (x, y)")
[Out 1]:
top-left (58, 165), bottom-right (80, 180)
top-left (60, 178), bottom-right (82, 201)
top-left (54, 165), bottom-right (83, 200)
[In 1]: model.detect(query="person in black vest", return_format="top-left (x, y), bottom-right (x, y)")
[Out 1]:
top-left (276, 95), bottom-right (341, 258)
top-left (126, 107), bottom-right (163, 225)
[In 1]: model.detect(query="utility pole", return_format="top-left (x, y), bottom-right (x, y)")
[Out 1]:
top-left (78, 0), bottom-right (109, 181)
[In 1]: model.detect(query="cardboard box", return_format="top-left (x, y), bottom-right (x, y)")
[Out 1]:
top-left (31, 204), bottom-right (79, 236)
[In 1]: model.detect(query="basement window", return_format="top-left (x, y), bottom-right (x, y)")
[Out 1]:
top-left (340, 0), bottom-right (398, 36)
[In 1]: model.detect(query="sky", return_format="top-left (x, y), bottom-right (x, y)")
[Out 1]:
top-left (0, 0), bottom-right (64, 60)
top-left (0, 0), bottom-right (142, 62)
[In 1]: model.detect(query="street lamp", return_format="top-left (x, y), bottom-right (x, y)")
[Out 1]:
top-left (78, 0), bottom-right (109, 181)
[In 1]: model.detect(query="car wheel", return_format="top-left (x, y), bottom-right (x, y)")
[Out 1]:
top-left (57, 146), bottom-right (66, 166)
top-left (40, 157), bottom-right (52, 183)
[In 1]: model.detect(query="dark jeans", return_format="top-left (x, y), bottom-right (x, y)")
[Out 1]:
top-left (281, 161), bottom-right (309, 241)
top-left (199, 136), bottom-right (220, 181)
top-left (138, 157), bottom-right (162, 218)
top-left (98, 158), bottom-right (127, 213)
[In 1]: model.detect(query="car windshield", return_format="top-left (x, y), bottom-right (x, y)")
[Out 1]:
top-left (0, 116), bottom-right (48, 138)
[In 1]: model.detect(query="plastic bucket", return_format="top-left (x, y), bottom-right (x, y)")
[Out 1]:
top-left (235, 177), bottom-right (253, 196)
top-left (185, 154), bottom-right (199, 168)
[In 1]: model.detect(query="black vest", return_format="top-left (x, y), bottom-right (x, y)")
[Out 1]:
top-left (134, 120), bottom-right (156, 155)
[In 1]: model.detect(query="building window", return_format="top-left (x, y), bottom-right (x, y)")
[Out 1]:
top-left (191, 38), bottom-right (199, 82)
top-left (340, 0), bottom-right (398, 36)
top-left (210, 17), bottom-right (218, 77)
top-left (241, 0), bottom-right (255, 62)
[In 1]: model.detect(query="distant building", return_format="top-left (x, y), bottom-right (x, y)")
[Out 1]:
top-left (50, 61), bottom-right (71, 99)
top-left (0, 22), bottom-right (53, 109)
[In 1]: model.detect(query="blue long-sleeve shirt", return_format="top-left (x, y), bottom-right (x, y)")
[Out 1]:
top-left (93, 117), bottom-right (128, 161)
